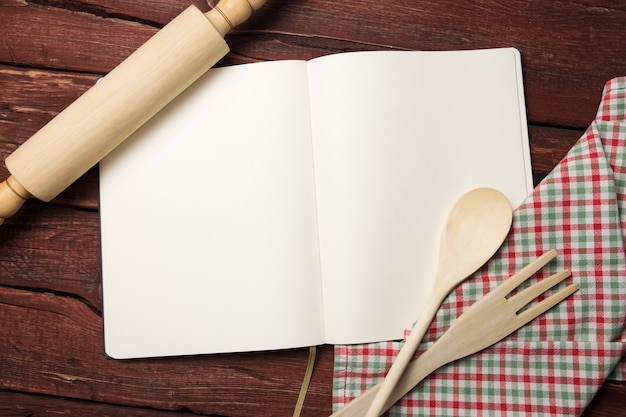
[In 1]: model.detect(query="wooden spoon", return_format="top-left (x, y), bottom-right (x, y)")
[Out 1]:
top-left (365, 187), bottom-right (513, 417)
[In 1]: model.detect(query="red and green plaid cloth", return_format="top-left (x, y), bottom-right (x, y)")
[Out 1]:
top-left (333, 77), bottom-right (626, 416)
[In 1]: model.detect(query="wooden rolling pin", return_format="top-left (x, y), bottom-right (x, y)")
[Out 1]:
top-left (0, 0), bottom-right (266, 226)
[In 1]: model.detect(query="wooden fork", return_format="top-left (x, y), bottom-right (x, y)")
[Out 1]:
top-left (330, 250), bottom-right (578, 417)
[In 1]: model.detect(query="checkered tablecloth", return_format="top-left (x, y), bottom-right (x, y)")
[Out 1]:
top-left (333, 77), bottom-right (626, 416)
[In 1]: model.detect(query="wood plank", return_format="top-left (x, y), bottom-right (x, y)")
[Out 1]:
top-left (1, 1), bottom-right (624, 129)
top-left (0, 205), bottom-right (101, 309)
top-left (0, 286), bottom-right (333, 416)
top-left (0, 390), bottom-right (203, 416)
top-left (529, 125), bottom-right (582, 175)
top-left (67, 0), bottom-right (213, 22)
top-left (0, 65), bottom-right (97, 146)
top-left (0, 1), bottom-right (156, 73)
top-left (1, 380), bottom-right (625, 417)
top-left (583, 381), bottom-right (626, 417)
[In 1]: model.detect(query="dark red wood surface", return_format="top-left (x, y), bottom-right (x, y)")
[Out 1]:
top-left (1, 1), bottom-right (625, 415)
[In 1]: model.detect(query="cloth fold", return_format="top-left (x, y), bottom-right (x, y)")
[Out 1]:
top-left (333, 77), bottom-right (626, 416)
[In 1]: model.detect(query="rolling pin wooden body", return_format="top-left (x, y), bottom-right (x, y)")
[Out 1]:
top-left (0, 0), bottom-right (265, 225)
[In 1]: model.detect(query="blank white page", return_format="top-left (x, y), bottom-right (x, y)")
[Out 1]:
top-left (307, 48), bottom-right (532, 344)
top-left (100, 61), bottom-right (324, 358)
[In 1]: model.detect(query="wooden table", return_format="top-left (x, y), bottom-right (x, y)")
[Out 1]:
top-left (1, 1), bottom-right (624, 415)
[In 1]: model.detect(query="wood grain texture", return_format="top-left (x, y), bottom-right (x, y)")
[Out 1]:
top-left (0, 287), bottom-right (334, 415)
top-left (0, 0), bottom-right (624, 415)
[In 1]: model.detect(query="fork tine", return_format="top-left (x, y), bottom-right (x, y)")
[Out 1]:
top-left (490, 250), bottom-right (557, 297)
top-left (517, 283), bottom-right (579, 324)
top-left (507, 270), bottom-right (572, 313)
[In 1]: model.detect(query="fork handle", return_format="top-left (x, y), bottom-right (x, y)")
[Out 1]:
top-left (364, 290), bottom-right (447, 417)
top-left (330, 347), bottom-right (445, 417)
top-left (331, 303), bottom-right (474, 417)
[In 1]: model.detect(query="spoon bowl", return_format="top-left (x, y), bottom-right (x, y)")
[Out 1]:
top-left (436, 187), bottom-right (513, 286)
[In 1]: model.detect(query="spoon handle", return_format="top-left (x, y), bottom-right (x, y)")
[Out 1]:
top-left (331, 344), bottom-right (443, 417)
top-left (364, 288), bottom-right (448, 417)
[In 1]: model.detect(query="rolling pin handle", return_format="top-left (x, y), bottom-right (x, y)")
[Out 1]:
top-left (0, 176), bottom-right (31, 225)
top-left (206, 0), bottom-right (267, 36)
